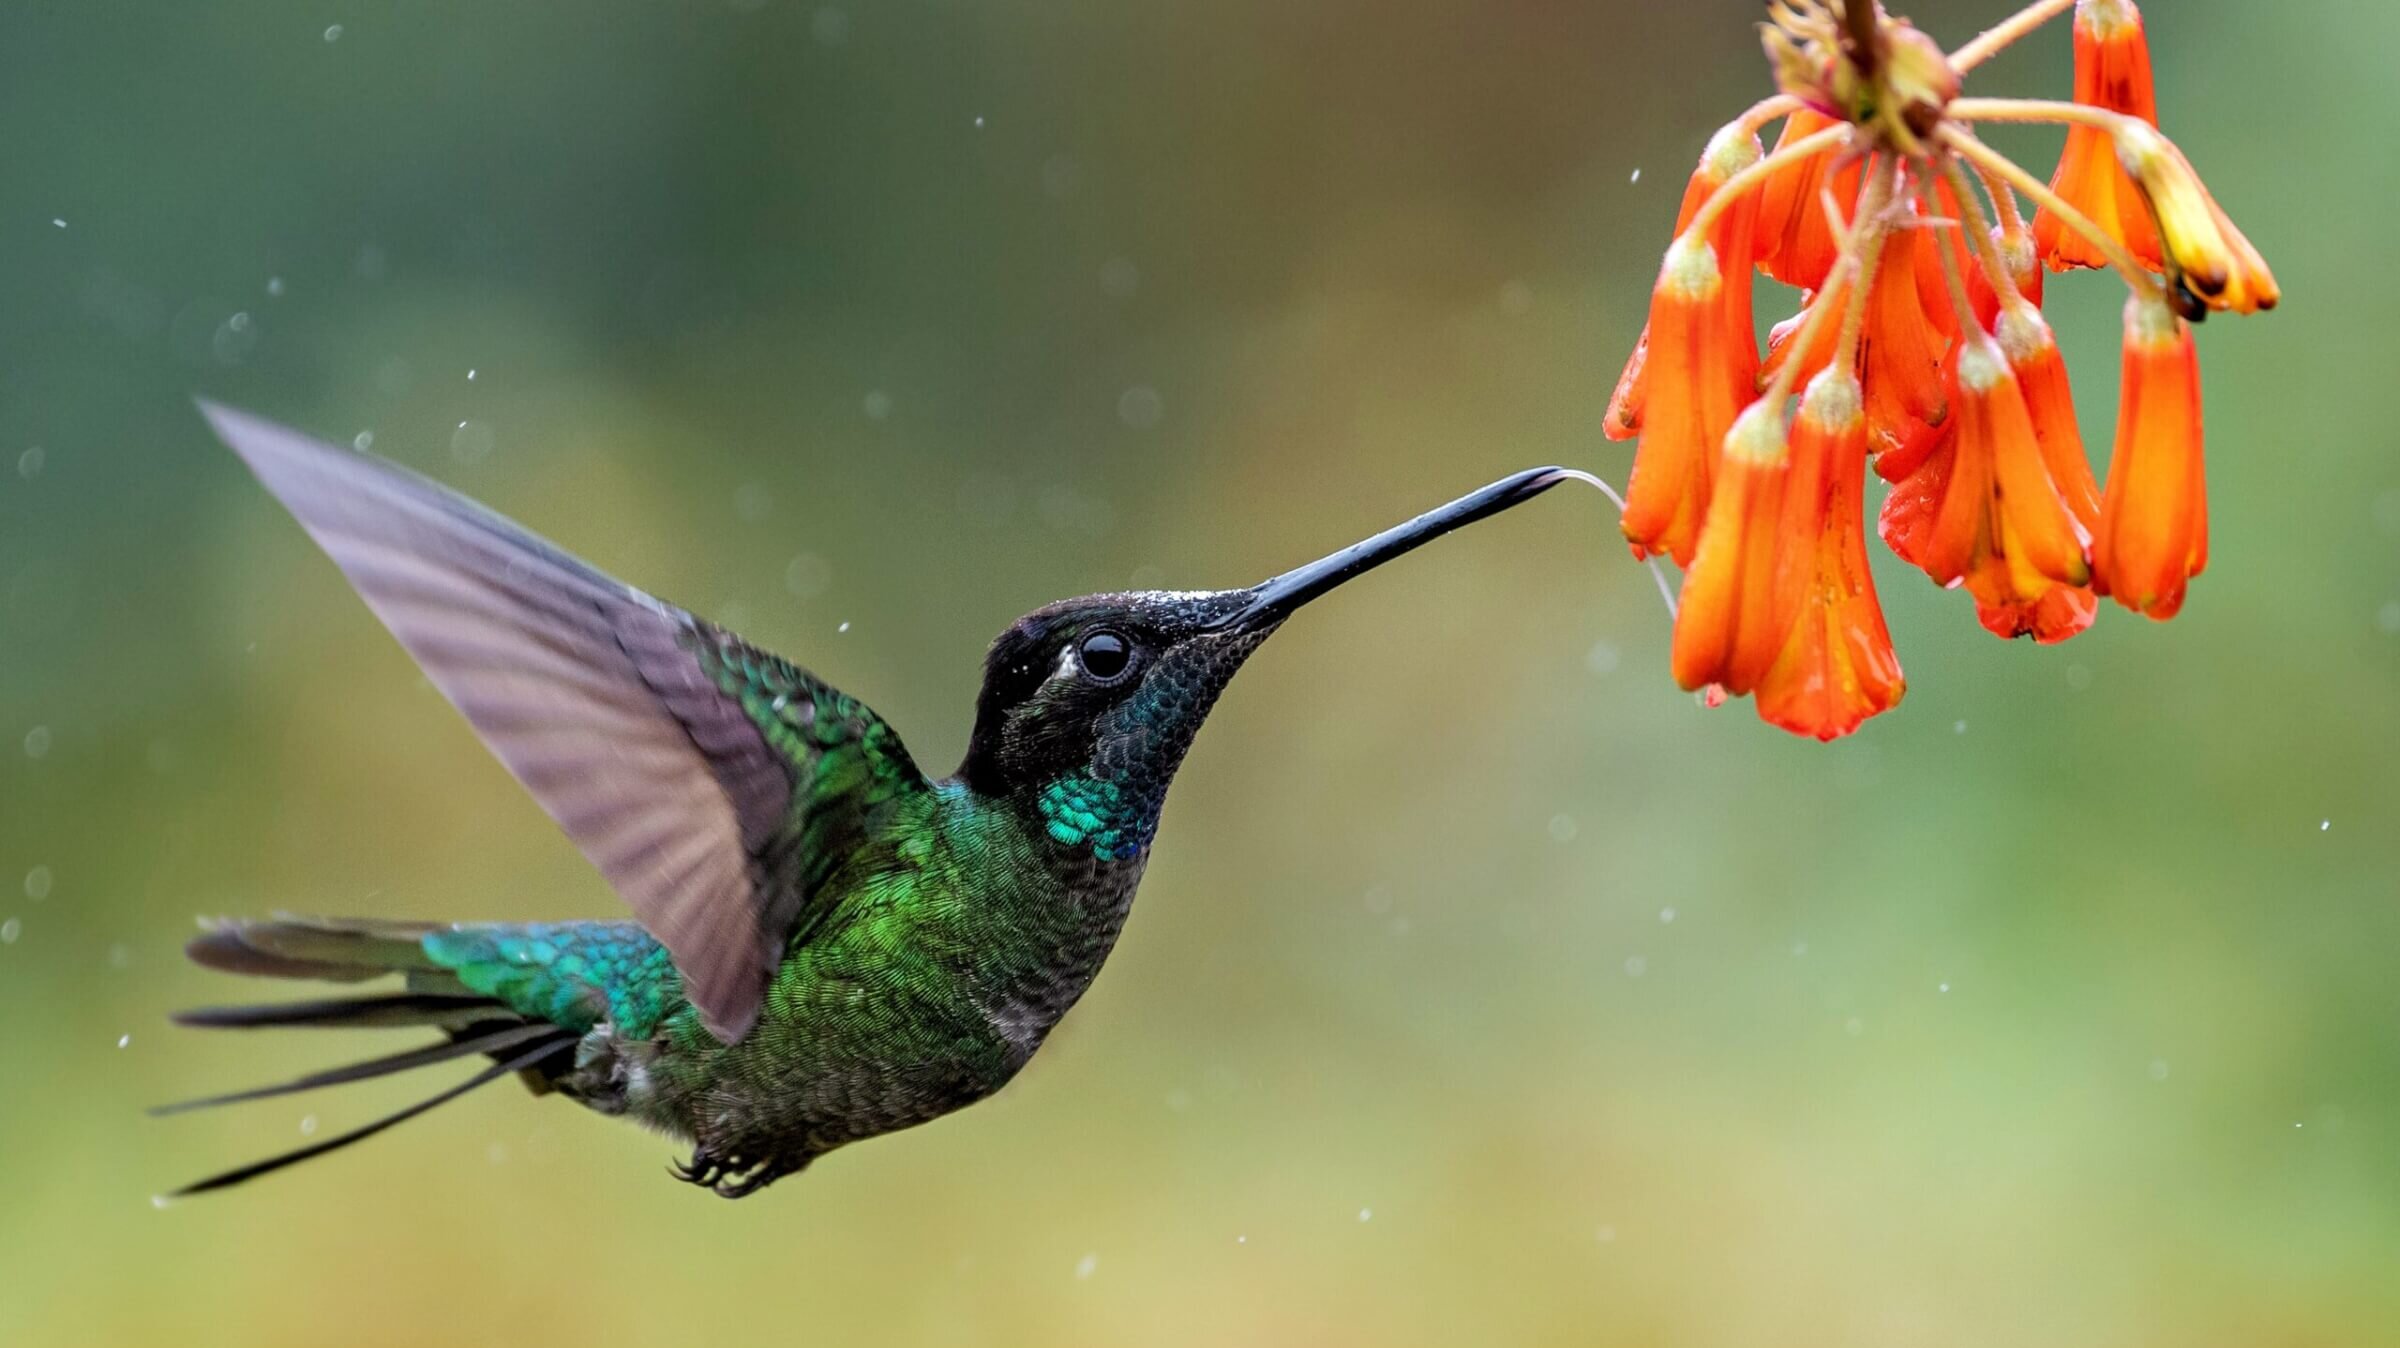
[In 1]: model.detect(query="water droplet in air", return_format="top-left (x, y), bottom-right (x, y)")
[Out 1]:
top-left (1953, 719), bottom-right (1968, 734)
top-left (1630, 168), bottom-right (1643, 183)
top-left (117, 1034), bottom-right (130, 1049)
top-left (450, 420), bottom-right (495, 463)
top-left (1357, 1207), bottom-right (1373, 1223)
top-left (1073, 1252), bottom-right (1097, 1280)
top-left (1498, 280), bottom-right (1532, 315)
top-left (24, 867), bottom-right (52, 901)
top-left (108, 944), bottom-right (131, 970)
top-left (1041, 154), bottom-right (1081, 200)
top-left (299, 1114), bottom-right (319, 1136)
top-left (836, 621), bottom-right (851, 634)
top-left (1595, 1224), bottom-right (1617, 1243)
top-left (734, 483), bottom-right (774, 522)
top-left (151, 1195), bottom-right (171, 1210)
top-left (1844, 1016), bottom-right (1865, 1036)
top-left (1658, 906), bottom-right (1676, 924)
top-left (2377, 600), bottom-right (2400, 634)
top-left (1, 918), bottom-right (21, 945)
top-left (466, 367), bottom-right (478, 381)
top-left (52, 217), bottom-right (67, 228)
top-left (1622, 955), bottom-right (1647, 978)
top-left (784, 553), bottom-right (832, 599)
top-left (1938, 981), bottom-right (1951, 993)
top-left (1585, 640), bottom-right (1620, 675)
top-left (2320, 819), bottom-right (2331, 832)
top-left (353, 431), bottom-right (374, 451)
top-left (323, 23), bottom-right (343, 42)
top-left (266, 276), bottom-right (285, 297)
top-left (2064, 663), bottom-right (2092, 691)
top-left (863, 390), bottom-right (893, 421)
top-left (24, 726), bottom-right (53, 759)
top-left (212, 312), bottom-right (257, 365)
top-left (16, 446), bottom-right (43, 479)
top-left (973, 115), bottom-right (987, 129)
top-left (1116, 385), bottom-right (1164, 429)
top-left (1547, 814), bottom-right (1578, 843)
top-left (2148, 1059), bottom-right (2170, 1082)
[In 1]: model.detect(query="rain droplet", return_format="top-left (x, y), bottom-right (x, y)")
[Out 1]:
top-left (299, 1114), bottom-right (319, 1136)
top-left (1629, 168), bottom-right (1642, 184)
top-left (1953, 719), bottom-right (1968, 734)
top-left (52, 217), bottom-right (68, 229)
top-left (1622, 955), bottom-right (1647, 978)
top-left (836, 621), bottom-right (851, 634)
top-left (1547, 813), bottom-right (1578, 843)
top-left (323, 23), bottom-right (343, 42)
top-left (1357, 1207), bottom-right (1373, 1223)
top-left (352, 430), bottom-right (375, 451)
top-left (266, 276), bottom-right (285, 297)
top-left (466, 367), bottom-right (478, 381)
top-left (1938, 981), bottom-right (1951, 993)
top-left (734, 482), bottom-right (774, 522)
top-left (23, 726), bottom-right (52, 759)
top-left (2148, 1059), bottom-right (2170, 1082)
top-left (1585, 639), bottom-right (1620, 675)
top-left (1844, 1016), bottom-right (1865, 1036)
top-left (24, 867), bottom-right (52, 901)
top-left (1073, 1252), bottom-right (1097, 1280)
top-left (1116, 385), bottom-right (1164, 429)
top-left (1658, 906), bottom-right (1676, 924)
top-left (784, 553), bottom-right (832, 599)
top-left (2064, 663), bottom-right (2093, 692)
top-left (2378, 600), bottom-right (2400, 634)
top-left (862, 390), bottom-right (893, 421)
top-left (973, 115), bottom-right (987, 129)
top-left (811, 7), bottom-right (849, 44)
top-left (15, 446), bottom-right (43, 480)
top-left (1, 918), bottom-right (21, 945)
top-left (2320, 819), bottom-right (2331, 832)
top-left (117, 1034), bottom-right (130, 1049)
top-left (1594, 1224), bottom-right (1617, 1243)
top-left (450, 419), bottom-right (494, 463)
top-left (151, 1195), bottom-right (171, 1210)
top-left (108, 944), bottom-right (131, 970)
top-left (211, 311), bottom-right (258, 365)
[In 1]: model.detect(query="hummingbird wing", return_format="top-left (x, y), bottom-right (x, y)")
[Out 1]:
top-left (197, 401), bottom-right (930, 1044)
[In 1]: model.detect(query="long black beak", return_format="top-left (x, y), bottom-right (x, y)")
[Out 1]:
top-left (1211, 466), bottom-right (1574, 631)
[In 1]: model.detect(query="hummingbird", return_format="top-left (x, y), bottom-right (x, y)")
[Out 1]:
top-left (166, 400), bottom-right (1577, 1198)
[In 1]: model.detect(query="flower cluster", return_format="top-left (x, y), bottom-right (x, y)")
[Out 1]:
top-left (1605, 0), bottom-right (2275, 740)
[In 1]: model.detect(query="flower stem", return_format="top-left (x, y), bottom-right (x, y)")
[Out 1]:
top-left (1675, 124), bottom-right (1852, 251)
top-left (1947, 0), bottom-right (2076, 73)
top-left (1936, 125), bottom-right (2162, 300)
top-left (1832, 162), bottom-right (1897, 376)
top-left (1947, 96), bottom-right (2135, 135)
top-left (1768, 159), bottom-right (1892, 412)
top-left (1738, 94), bottom-right (1805, 134)
top-left (1939, 157), bottom-right (2030, 310)
top-left (1920, 173), bottom-right (1985, 340)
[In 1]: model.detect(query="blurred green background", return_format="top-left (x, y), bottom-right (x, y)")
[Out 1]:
top-left (2, 1), bottom-right (2394, 1344)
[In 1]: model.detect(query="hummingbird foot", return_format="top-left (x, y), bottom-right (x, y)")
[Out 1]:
top-left (670, 1147), bottom-right (807, 1199)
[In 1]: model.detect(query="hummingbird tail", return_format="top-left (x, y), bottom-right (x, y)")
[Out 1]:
top-left (158, 916), bottom-right (583, 1197)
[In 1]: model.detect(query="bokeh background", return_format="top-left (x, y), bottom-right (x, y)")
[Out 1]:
top-left (3, 2), bottom-right (2394, 1344)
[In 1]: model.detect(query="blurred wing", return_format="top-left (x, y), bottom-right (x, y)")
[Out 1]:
top-left (198, 400), bottom-right (928, 1043)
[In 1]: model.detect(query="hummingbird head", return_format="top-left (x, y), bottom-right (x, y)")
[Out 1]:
top-left (957, 466), bottom-right (1570, 861)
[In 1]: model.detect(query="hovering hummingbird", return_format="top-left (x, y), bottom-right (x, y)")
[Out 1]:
top-left (166, 401), bottom-right (1577, 1198)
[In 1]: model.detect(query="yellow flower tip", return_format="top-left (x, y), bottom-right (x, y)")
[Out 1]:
top-left (1798, 367), bottom-right (1863, 433)
top-left (1701, 122), bottom-right (1765, 182)
top-left (1722, 397), bottom-right (1791, 467)
top-left (2116, 124), bottom-right (2279, 316)
top-left (1993, 302), bottom-right (2057, 367)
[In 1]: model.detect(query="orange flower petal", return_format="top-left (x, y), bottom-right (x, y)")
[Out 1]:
top-left (1623, 237), bottom-right (1756, 566)
top-left (1671, 402), bottom-right (1797, 694)
top-left (2034, 0), bottom-right (2164, 271)
top-left (1604, 125), bottom-right (1764, 444)
top-left (2092, 293), bottom-right (2206, 618)
top-left (1755, 110), bottom-right (1862, 291)
top-left (1755, 371), bottom-right (1905, 739)
top-left (1861, 224), bottom-right (1949, 459)
top-left (2115, 125), bottom-right (2280, 315)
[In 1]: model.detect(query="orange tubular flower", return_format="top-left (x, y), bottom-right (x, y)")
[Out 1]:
top-left (1670, 401), bottom-right (1797, 694)
top-left (2093, 292), bottom-right (2206, 618)
top-left (1755, 110), bottom-right (1863, 290)
top-left (1755, 370), bottom-right (1905, 739)
top-left (1892, 335), bottom-right (2089, 611)
top-left (1860, 222), bottom-right (1950, 459)
top-left (1979, 301), bottom-right (2101, 641)
top-left (1622, 235), bottom-right (1755, 566)
top-left (1605, 126), bottom-right (1764, 443)
top-left (1595, 0), bottom-right (2273, 738)
top-left (2035, 0), bottom-right (2163, 271)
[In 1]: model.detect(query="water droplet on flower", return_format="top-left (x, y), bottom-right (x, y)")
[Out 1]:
top-left (450, 420), bottom-right (494, 463)
top-left (17, 446), bottom-right (45, 479)
top-left (24, 867), bottom-right (52, 901)
top-left (1073, 1252), bottom-right (1097, 1280)
top-left (24, 726), bottom-right (52, 759)
top-left (1117, 385), bottom-right (1164, 429)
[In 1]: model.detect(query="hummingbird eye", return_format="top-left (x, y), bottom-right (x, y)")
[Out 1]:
top-left (1076, 631), bottom-right (1133, 684)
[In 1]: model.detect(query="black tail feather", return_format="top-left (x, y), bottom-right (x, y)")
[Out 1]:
top-left (166, 1035), bottom-right (577, 1198)
top-left (171, 993), bottom-right (501, 1030)
top-left (150, 1022), bottom-right (567, 1117)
